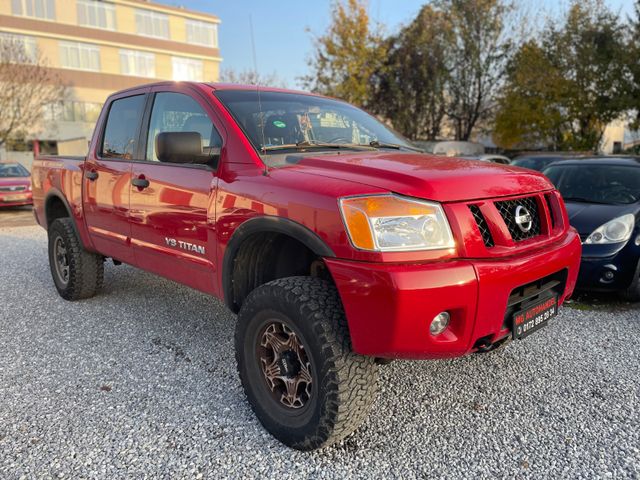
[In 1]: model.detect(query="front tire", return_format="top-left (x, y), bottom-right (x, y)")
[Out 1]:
top-left (48, 218), bottom-right (104, 301)
top-left (235, 276), bottom-right (378, 450)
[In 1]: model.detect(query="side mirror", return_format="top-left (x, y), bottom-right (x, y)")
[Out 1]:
top-left (156, 131), bottom-right (213, 165)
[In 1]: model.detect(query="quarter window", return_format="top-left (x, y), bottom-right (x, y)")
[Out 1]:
top-left (59, 41), bottom-right (100, 71)
top-left (101, 95), bottom-right (146, 160)
top-left (11, 0), bottom-right (55, 20)
top-left (145, 92), bottom-right (221, 163)
top-left (185, 19), bottom-right (218, 47)
top-left (135, 9), bottom-right (169, 39)
top-left (77, 0), bottom-right (116, 30)
top-left (172, 56), bottom-right (204, 81)
top-left (120, 49), bottom-right (155, 78)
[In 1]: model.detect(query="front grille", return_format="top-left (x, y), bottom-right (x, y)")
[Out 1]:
top-left (0, 185), bottom-right (26, 192)
top-left (495, 196), bottom-right (541, 241)
top-left (502, 269), bottom-right (568, 330)
top-left (469, 205), bottom-right (494, 247)
top-left (544, 193), bottom-right (556, 229)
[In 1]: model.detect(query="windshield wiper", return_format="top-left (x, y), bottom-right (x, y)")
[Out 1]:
top-left (368, 140), bottom-right (423, 152)
top-left (262, 141), bottom-right (373, 152)
top-left (562, 197), bottom-right (614, 205)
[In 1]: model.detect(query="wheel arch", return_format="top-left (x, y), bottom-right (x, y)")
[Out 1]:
top-left (44, 190), bottom-right (87, 248)
top-left (222, 216), bottom-right (336, 313)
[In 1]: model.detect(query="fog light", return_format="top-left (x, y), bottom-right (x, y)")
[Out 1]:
top-left (635, 234), bottom-right (640, 246)
top-left (430, 312), bottom-right (450, 336)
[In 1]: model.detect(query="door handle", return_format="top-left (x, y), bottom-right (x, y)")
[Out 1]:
top-left (85, 170), bottom-right (99, 181)
top-left (131, 176), bottom-right (150, 189)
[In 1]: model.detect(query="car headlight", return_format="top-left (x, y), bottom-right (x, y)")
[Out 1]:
top-left (585, 214), bottom-right (635, 245)
top-left (339, 194), bottom-right (455, 252)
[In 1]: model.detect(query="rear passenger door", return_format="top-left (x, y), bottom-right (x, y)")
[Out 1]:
top-left (129, 87), bottom-right (223, 294)
top-left (84, 92), bottom-right (147, 264)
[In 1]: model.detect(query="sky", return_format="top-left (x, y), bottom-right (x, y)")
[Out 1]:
top-left (160, 0), bottom-right (636, 88)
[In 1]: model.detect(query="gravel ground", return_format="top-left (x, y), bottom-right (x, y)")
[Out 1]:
top-left (1, 226), bottom-right (639, 479)
top-left (0, 207), bottom-right (35, 228)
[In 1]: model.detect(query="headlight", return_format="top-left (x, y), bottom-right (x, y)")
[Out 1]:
top-left (339, 194), bottom-right (455, 252)
top-left (585, 214), bottom-right (635, 245)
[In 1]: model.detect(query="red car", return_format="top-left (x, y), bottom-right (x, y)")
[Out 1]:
top-left (31, 82), bottom-right (582, 450)
top-left (0, 162), bottom-right (33, 207)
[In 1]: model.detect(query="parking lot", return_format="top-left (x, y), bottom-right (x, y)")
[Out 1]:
top-left (0, 207), bottom-right (35, 228)
top-left (0, 224), bottom-right (638, 479)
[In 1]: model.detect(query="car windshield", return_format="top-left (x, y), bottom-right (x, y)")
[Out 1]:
top-left (214, 90), bottom-right (416, 164)
top-left (512, 157), bottom-right (562, 171)
top-left (544, 164), bottom-right (640, 205)
top-left (0, 163), bottom-right (29, 178)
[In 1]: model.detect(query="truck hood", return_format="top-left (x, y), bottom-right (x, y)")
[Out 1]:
top-left (287, 152), bottom-right (553, 202)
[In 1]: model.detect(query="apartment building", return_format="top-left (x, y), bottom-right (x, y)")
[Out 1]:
top-left (0, 0), bottom-right (221, 160)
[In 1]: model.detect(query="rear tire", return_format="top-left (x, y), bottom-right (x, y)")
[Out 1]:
top-left (235, 276), bottom-right (378, 450)
top-left (620, 260), bottom-right (640, 302)
top-left (48, 218), bottom-right (104, 300)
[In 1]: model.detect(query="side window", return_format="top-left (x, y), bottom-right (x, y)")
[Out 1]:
top-left (145, 92), bottom-right (222, 163)
top-left (101, 94), bottom-right (145, 159)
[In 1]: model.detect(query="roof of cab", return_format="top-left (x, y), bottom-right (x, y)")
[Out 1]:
top-left (114, 80), bottom-right (324, 96)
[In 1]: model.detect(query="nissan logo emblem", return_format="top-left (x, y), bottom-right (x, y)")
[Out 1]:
top-left (515, 205), bottom-right (533, 233)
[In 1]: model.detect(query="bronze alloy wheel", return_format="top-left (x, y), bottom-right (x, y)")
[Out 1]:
top-left (257, 321), bottom-right (313, 409)
top-left (235, 277), bottom-right (379, 450)
top-left (53, 236), bottom-right (70, 285)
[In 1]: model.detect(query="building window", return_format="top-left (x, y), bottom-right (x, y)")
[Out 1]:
top-left (135, 9), bottom-right (169, 39)
top-left (172, 56), bottom-right (204, 81)
top-left (77, 0), bottom-right (116, 30)
top-left (120, 49), bottom-right (156, 78)
top-left (59, 41), bottom-right (101, 71)
top-left (11, 0), bottom-right (55, 20)
top-left (185, 19), bottom-right (218, 47)
top-left (0, 32), bottom-right (37, 63)
top-left (43, 101), bottom-right (103, 123)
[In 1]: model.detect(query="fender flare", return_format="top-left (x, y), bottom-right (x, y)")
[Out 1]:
top-left (44, 190), bottom-right (86, 247)
top-left (222, 216), bottom-right (335, 311)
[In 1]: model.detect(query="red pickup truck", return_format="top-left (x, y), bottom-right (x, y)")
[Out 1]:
top-left (32, 82), bottom-right (581, 450)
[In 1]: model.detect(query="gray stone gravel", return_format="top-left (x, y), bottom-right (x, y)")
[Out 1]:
top-left (0, 226), bottom-right (639, 479)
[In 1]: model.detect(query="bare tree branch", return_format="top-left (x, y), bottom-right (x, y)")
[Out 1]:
top-left (0, 35), bottom-right (67, 152)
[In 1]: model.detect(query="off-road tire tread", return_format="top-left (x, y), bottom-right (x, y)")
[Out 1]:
top-left (235, 276), bottom-right (378, 450)
top-left (48, 218), bottom-right (104, 300)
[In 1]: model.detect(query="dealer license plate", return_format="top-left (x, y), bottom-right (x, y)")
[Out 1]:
top-left (1, 194), bottom-right (26, 202)
top-left (512, 295), bottom-right (558, 340)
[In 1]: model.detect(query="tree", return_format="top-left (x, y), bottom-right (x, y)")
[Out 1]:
top-left (370, 5), bottom-right (452, 140)
top-left (493, 0), bottom-right (630, 151)
top-left (493, 42), bottom-right (568, 149)
top-left (218, 68), bottom-right (287, 88)
top-left (0, 35), bottom-right (66, 156)
top-left (302, 0), bottom-right (385, 108)
top-left (437, 0), bottom-right (514, 140)
top-left (628, 1), bottom-right (640, 129)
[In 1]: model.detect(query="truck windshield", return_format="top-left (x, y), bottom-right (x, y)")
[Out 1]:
top-left (0, 163), bottom-right (29, 177)
top-left (214, 89), bottom-right (417, 163)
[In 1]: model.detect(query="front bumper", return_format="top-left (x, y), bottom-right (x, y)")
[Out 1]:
top-left (326, 229), bottom-right (581, 359)
top-left (0, 191), bottom-right (33, 207)
top-left (577, 239), bottom-right (640, 292)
